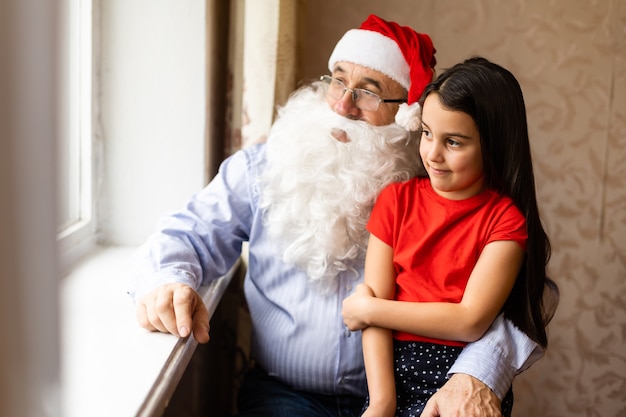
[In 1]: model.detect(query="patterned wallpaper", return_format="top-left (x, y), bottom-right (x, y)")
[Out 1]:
top-left (296, 0), bottom-right (626, 415)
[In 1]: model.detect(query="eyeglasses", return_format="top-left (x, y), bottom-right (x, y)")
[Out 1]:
top-left (320, 75), bottom-right (406, 112)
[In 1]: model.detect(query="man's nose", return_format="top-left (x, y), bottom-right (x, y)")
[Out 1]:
top-left (332, 90), bottom-right (360, 119)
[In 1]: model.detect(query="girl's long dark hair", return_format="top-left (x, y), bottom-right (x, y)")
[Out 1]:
top-left (418, 56), bottom-right (557, 347)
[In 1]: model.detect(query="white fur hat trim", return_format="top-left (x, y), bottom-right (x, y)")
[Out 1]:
top-left (328, 29), bottom-right (410, 90)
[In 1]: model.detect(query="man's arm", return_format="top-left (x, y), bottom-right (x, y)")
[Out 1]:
top-left (129, 148), bottom-right (258, 341)
top-left (449, 314), bottom-right (543, 399)
top-left (422, 281), bottom-right (559, 416)
top-left (421, 314), bottom-right (543, 417)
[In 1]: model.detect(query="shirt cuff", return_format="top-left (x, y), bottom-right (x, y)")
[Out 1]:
top-left (128, 269), bottom-right (197, 303)
top-left (448, 315), bottom-right (544, 400)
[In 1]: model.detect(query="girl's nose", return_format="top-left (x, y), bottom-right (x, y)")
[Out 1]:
top-left (425, 140), bottom-right (444, 162)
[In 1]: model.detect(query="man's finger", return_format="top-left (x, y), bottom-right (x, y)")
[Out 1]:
top-left (136, 302), bottom-right (158, 332)
top-left (143, 293), bottom-right (172, 334)
top-left (421, 399), bottom-right (439, 417)
top-left (154, 286), bottom-right (181, 336)
top-left (192, 302), bottom-right (210, 344)
top-left (172, 285), bottom-right (200, 338)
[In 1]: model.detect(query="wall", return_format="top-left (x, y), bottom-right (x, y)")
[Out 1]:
top-left (298, 0), bottom-right (626, 416)
top-left (98, 0), bottom-right (207, 245)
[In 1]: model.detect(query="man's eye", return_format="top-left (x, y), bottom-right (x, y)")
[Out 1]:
top-left (359, 89), bottom-right (378, 98)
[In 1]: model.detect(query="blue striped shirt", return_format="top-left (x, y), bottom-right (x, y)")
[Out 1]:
top-left (130, 143), bottom-right (543, 399)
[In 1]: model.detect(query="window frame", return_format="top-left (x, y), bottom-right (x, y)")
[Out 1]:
top-left (57, 0), bottom-right (98, 272)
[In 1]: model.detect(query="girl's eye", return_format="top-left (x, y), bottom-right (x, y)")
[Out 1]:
top-left (421, 128), bottom-right (432, 138)
top-left (446, 138), bottom-right (461, 147)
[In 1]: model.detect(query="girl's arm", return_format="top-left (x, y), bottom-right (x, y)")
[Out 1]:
top-left (345, 235), bottom-right (524, 343)
top-left (347, 235), bottom-right (397, 417)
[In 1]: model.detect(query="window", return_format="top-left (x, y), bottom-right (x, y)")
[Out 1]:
top-left (58, 0), bottom-right (97, 271)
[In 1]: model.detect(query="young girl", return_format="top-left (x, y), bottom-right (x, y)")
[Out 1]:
top-left (342, 57), bottom-right (556, 417)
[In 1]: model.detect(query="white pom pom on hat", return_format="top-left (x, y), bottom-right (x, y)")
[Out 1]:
top-left (394, 102), bottom-right (422, 132)
top-left (328, 14), bottom-right (437, 131)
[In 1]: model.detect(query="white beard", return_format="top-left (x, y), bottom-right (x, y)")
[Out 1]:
top-left (260, 83), bottom-right (423, 291)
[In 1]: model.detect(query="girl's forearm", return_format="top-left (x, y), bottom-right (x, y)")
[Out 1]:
top-left (362, 326), bottom-right (397, 417)
top-left (365, 297), bottom-right (493, 342)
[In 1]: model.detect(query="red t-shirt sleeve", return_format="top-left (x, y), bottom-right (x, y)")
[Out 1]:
top-left (367, 182), bottom-right (398, 247)
top-left (485, 202), bottom-right (527, 251)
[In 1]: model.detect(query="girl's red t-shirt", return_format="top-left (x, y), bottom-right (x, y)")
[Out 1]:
top-left (367, 177), bottom-right (527, 346)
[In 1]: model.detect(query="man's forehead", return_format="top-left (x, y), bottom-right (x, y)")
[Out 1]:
top-left (332, 62), bottom-right (405, 92)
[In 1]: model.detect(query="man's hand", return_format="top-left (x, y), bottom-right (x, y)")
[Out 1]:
top-left (136, 283), bottom-right (210, 344)
top-left (422, 373), bottom-right (502, 417)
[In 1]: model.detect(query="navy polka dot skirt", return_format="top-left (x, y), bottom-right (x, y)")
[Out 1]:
top-left (362, 340), bottom-right (513, 416)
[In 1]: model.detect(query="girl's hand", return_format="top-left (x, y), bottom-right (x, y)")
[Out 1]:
top-left (342, 283), bottom-right (375, 330)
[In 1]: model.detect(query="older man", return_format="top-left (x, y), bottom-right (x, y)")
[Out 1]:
top-left (131, 15), bottom-right (544, 417)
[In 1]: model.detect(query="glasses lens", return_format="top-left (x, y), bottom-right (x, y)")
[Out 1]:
top-left (354, 89), bottom-right (380, 111)
top-left (321, 76), bottom-right (381, 111)
top-left (326, 77), bottom-right (345, 100)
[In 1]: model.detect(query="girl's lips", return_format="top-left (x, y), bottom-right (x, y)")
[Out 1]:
top-left (428, 165), bottom-right (448, 175)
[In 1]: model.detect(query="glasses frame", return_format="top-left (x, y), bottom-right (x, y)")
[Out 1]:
top-left (320, 75), bottom-right (406, 111)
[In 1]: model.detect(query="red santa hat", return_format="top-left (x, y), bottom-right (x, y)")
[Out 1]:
top-left (328, 14), bottom-right (437, 131)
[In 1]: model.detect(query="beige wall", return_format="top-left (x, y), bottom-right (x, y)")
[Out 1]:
top-left (298, 0), bottom-right (626, 415)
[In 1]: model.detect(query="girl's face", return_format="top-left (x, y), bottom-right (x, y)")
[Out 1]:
top-left (420, 93), bottom-right (485, 200)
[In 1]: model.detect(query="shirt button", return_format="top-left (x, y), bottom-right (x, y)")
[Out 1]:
top-left (344, 328), bottom-right (351, 337)
top-left (345, 284), bottom-right (353, 291)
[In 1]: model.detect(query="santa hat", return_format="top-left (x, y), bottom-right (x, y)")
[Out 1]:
top-left (328, 14), bottom-right (437, 131)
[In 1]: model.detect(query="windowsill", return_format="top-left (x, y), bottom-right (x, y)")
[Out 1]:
top-left (61, 246), bottom-right (237, 417)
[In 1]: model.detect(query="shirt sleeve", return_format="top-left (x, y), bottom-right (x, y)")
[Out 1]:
top-left (487, 200), bottom-right (527, 251)
top-left (447, 314), bottom-right (545, 399)
top-left (129, 147), bottom-right (257, 302)
top-left (367, 182), bottom-right (398, 246)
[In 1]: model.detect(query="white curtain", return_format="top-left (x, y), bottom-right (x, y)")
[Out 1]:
top-left (227, 0), bottom-right (298, 151)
